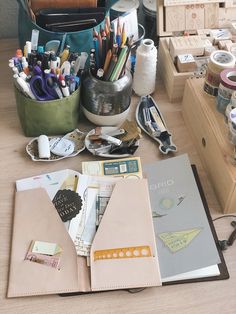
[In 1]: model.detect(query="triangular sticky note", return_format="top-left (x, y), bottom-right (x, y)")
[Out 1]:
top-left (159, 228), bottom-right (201, 253)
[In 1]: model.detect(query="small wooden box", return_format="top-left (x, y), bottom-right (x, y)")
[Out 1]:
top-left (182, 77), bottom-right (236, 214)
top-left (158, 38), bottom-right (194, 102)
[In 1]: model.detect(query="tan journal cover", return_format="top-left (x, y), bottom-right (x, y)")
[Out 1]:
top-left (30, 0), bottom-right (97, 12)
top-left (8, 179), bottom-right (161, 298)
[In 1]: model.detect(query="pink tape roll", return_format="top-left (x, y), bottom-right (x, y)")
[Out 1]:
top-left (220, 68), bottom-right (236, 90)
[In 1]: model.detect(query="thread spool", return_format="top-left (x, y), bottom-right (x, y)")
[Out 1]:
top-left (204, 50), bottom-right (236, 96)
top-left (132, 39), bottom-right (157, 96)
top-left (217, 67), bottom-right (236, 114)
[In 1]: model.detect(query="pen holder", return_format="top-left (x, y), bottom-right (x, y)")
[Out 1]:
top-left (81, 69), bottom-right (132, 126)
top-left (14, 86), bottom-right (80, 137)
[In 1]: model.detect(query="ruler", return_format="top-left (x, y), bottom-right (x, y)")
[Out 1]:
top-left (93, 245), bottom-right (152, 261)
top-left (164, 0), bottom-right (224, 6)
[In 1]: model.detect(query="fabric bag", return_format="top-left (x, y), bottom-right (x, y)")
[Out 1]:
top-left (15, 86), bottom-right (81, 137)
top-left (16, 0), bottom-right (117, 55)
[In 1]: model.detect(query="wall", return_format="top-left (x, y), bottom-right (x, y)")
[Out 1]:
top-left (0, 1), bottom-right (18, 38)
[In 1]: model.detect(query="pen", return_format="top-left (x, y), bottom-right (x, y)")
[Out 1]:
top-left (116, 18), bottom-right (121, 47)
top-left (93, 37), bottom-right (100, 69)
top-left (101, 36), bottom-right (107, 68)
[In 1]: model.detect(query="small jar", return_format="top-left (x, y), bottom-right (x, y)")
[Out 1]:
top-left (81, 69), bottom-right (132, 126)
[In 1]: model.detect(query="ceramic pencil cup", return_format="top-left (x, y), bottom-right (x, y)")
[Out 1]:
top-left (81, 69), bottom-right (132, 126)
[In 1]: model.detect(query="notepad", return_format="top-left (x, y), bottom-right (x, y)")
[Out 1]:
top-left (143, 154), bottom-right (228, 283)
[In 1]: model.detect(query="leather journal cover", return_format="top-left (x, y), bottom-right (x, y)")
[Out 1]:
top-left (7, 179), bottom-right (162, 298)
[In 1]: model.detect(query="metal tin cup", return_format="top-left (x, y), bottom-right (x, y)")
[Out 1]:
top-left (81, 69), bottom-right (132, 126)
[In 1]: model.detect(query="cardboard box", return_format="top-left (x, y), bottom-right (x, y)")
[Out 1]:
top-left (182, 77), bottom-right (236, 213)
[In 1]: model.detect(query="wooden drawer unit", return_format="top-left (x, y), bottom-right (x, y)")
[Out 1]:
top-left (182, 77), bottom-right (236, 213)
top-left (157, 0), bottom-right (236, 37)
top-left (158, 38), bottom-right (194, 102)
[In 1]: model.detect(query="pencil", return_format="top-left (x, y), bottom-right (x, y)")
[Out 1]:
top-left (109, 46), bottom-right (128, 82)
top-left (104, 54), bottom-right (117, 81)
top-left (103, 49), bottom-right (112, 74)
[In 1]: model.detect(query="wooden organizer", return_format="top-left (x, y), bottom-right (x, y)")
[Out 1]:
top-left (158, 38), bottom-right (194, 102)
top-left (182, 77), bottom-right (236, 213)
top-left (157, 0), bottom-right (236, 37)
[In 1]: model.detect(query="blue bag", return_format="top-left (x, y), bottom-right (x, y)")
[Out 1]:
top-left (16, 0), bottom-right (117, 55)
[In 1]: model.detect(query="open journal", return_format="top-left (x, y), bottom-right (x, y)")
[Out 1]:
top-left (7, 154), bottom-right (228, 298)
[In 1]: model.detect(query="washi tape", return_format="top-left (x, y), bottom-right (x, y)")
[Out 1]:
top-left (225, 92), bottom-right (236, 123)
top-left (220, 68), bottom-right (236, 90)
top-left (203, 80), bottom-right (218, 97)
top-left (204, 50), bottom-right (236, 96)
top-left (217, 68), bottom-right (236, 114)
top-left (209, 50), bottom-right (236, 73)
top-left (228, 108), bottom-right (236, 145)
top-left (93, 245), bottom-right (152, 261)
top-left (216, 92), bottom-right (230, 114)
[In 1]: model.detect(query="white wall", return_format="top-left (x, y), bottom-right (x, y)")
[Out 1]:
top-left (0, 1), bottom-right (18, 38)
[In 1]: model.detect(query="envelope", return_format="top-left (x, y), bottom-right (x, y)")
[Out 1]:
top-left (7, 179), bottom-right (161, 298)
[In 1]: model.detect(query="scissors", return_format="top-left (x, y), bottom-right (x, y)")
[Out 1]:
top-left (30, 65), bottom-right (59, 101)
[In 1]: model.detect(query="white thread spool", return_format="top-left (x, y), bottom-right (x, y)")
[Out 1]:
top-left (132, 38), bottom-right (157, 96)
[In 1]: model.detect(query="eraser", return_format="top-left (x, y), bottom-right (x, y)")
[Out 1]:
top-left (38, 135), bottom-right (50, 159)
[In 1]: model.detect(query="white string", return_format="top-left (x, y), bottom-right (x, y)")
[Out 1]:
top-left (132, 39), bottom-right (157, 96)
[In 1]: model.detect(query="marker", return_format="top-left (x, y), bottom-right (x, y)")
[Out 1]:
top-left (25, 41), bottom-right (32, 58)
top-left (61, 80), bottom-right (70, 97)
top-left (13, 74), bottom-right (36, 99)
top-left (31, 29), bottom-right (39, 51)
top-left (60, 45), bottom-right (70, 65)
top-left (60, 61), bottom-right (71, 76)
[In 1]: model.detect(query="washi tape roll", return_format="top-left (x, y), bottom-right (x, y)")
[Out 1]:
top-left (225, 91), bottom-right (236, 123)
top-left (204, 50), bottom-right (236, 96)
top-left (220, 68), bottom-right (236, 90)
top-left (203, 80), bottom-right (218, 97)
top-left (209, 50), bottom-right (236, 73)
top-left (216, 92), bottom-right (230, 114)
top-left (228, 107), bottom-right (236, 145)
top-left (217, 68), bottom-right (236, 114)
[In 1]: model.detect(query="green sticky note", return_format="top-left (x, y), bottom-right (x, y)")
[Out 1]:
top-left (32, 241), bottom-right (62, 256)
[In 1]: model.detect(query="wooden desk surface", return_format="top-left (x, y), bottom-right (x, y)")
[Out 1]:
top-left (1, 38), bottom-right (236, 314)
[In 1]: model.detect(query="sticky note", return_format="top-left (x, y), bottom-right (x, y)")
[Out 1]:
top-left (31, 241), bottom-right (62, 256)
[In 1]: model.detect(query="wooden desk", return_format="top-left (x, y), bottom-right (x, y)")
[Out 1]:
top-left (0, 38), bottom-right (235, 314)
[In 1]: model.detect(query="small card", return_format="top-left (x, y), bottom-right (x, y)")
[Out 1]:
top-left (25, 240), bottom-right (62, 269)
